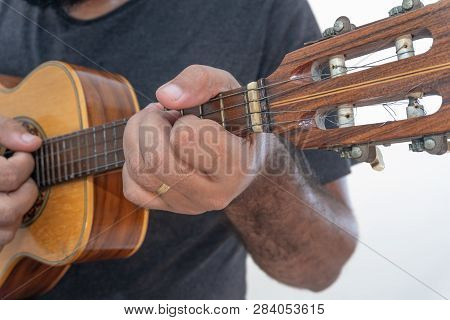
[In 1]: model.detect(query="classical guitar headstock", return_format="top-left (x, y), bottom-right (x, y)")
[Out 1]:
top-left (261, 0), bottom-right (450, 170)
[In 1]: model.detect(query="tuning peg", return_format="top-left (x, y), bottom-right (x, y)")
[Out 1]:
top-left (389, 0), bottom-right (424, 16)
top-left (409, 135), bottom-right (448, 155)
top-left (339, 145), bottom-right (385, 172)
top-left (322, 16), bottom-right (356, 38)
top-left (353, 146), bottom-right (385, 171)
top-left (424, 136), bottom-right (449, 155)
top-left (369, 147), bottom-right (385, 172)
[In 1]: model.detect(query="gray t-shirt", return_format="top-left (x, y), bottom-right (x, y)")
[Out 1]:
top-left (0, 0), bottom-right (350, 299)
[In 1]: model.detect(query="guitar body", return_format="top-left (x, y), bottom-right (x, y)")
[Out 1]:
top-left (0, 62), bottom-right (148, 299)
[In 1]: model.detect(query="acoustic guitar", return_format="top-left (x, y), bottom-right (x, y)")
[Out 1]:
top-left (0, 0), bottom-right (449, 299)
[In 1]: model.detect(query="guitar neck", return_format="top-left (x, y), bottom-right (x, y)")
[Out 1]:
top-left (34, 80), bottom-right (272, 188)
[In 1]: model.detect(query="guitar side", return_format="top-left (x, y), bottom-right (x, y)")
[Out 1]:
top-left (0, 62), bottom-right (148, 299)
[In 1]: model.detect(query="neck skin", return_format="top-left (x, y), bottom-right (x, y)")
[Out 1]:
top-left (65, 0), bottom-right (130, 20)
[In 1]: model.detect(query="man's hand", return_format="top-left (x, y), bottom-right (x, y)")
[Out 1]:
top-left (122, 65), bottom-right (268, 214)
top-left (123, 65), bottom-right (356, 291)
top-left (0, 116), bottom-right (41, 251)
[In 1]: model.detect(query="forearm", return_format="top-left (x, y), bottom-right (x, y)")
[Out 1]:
top-left (225, 138), bottom-right (358, 291)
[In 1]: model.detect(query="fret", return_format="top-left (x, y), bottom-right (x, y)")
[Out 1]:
top-left (39, 144), bottom-right (45, 187)
top-left (92, 127), bottom-right (98, 172)
top-left (49, 141), bottom-right (56, 184)
top-left (68, 138), bottom-right (75, 179)
top-left (243, 90), bottom-right (251, 131)
top-left (219, 93), bottom-right (226, 128)
top-left (112, 124), bottom-right (119, 165)
top-left (77, 134), bottom-right (82, 176)
top-left (258, 78), bottom-right (271, 133)
top-left (55, 140), bottom-right (62, 182)
top-left (180, 109), bottom-right (185, 116)
top-left (35, 152), bottom-right (41, 187)
top-left (199, 105), bottom-right (204, 119)
top-left (102, 124), bottom-right (108, 170)
top-left (44, 142), bottom-right (51, 186)
top-left (84, 132), bottom-right (90, 175)
top-left (61, 140), bottom-right (68, 181)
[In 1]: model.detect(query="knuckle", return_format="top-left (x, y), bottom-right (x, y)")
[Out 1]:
top-left (0, 204), bottom-right (17, 225)
top-left (187, 65), bottom-right (210, 87)
top-left (172, 124), bottom-right (198, 147)
top-left (143, 150), bottom-right (165, 175)
top-left (140, 134), bottom-right (169, 173)
top-left (28, 180), bottom-right (39, 198)
top-left (122, 185), bottom-right (136, 204)
top-left (1, 117), bottom-right (20, 130)
top-left (125, 158), bottom-right (141, 176)
top-left (221, 70), bottom-right (238, 90)
top-left (2, 170), bottom-right (20, 190)
top-left (125, 113), bottom-right (139, 130)
top-left (200, 129), bottom-right (226, 155)
top-left (125, 161), bottom-right (151, 189)
top-left (0, 229), bottom-right (16, 245)
top-left (123, 119), bottom-right (138, 146)
top-left (208, 196), bottom-right (230, 211)
top-left (187, 208), bottom-right (205, 215)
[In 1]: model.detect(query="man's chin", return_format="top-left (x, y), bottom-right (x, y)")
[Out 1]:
top-left (23, 0), bottom-right (85, 8)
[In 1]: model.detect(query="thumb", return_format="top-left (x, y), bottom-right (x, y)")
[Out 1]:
top-left (0, 116), bottom-right (42, 152)
top-left (156, 65), bottom-right (240, 110)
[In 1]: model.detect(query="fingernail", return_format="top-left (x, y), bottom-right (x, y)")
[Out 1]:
top-left (21, 133), bottom-right (37, 144)
top-left (160, 84), bottom-right (183, 101)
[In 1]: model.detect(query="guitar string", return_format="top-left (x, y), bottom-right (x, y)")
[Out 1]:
top-left (202, 50), bottom-right (412, 105)
top-left (28, 72), bottom-right (329, 163)
top-left (29, 49), bottom-right (413, 161)
top-left (38, 118), bottom-right (315, 186)
top-left (201, 52), bottom-right (415, 124)
top-left (33, 101), bottom-right (356, 181)
top-left (29, 49), bottom-right (416, 154)
top-left (20, 50), bottom-right (428, 183)
top-left (35, 48), bottom-right (418, 157)
top-left (35, 63), bottom-right (436, 183)
top-left (35, 72), bottom-right (320, 147)
top-left (35, 108), bottom-right (325, 167)
top-left (199, 51), bottom-right (414, 118)
top-left (38, 56), bottom-right (445, 184)
top-left (35, 65), bottom-right (427, 183)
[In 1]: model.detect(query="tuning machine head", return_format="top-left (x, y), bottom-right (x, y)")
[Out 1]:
top-left (322, 16), bottom-right (356, 38)
top-left (410, 135), bottom-right (449, 155)
top-left (338, 145), bottom-right (385, 172)
top-left (389, 0), bottom-right (424, 16)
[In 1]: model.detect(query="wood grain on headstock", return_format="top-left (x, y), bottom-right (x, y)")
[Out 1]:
top-left (266, 0), bottom-right (449, 150)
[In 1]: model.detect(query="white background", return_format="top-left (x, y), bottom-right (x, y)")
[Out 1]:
top-left (247, 0), bottom-right (450, 300)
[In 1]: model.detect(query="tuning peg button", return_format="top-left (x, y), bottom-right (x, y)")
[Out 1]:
top-left (345, 146), bottom-right (385, 171)
top-left (389, 0), bottom-right (424, 16)
top-left (370, 147), bottom-right (385, 172)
